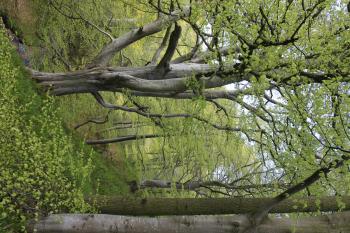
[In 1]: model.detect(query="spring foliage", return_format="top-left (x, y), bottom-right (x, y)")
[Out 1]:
top-left (25, 0), bottom-right (256, 198)
top-left (0, 26), bottom-right (93, 232)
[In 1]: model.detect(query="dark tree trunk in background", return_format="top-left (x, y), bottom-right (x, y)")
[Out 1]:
top-left (89, 196), bottom-right (350, 215)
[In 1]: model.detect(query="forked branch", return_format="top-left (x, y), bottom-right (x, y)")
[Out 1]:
top-left (88, 7), bottom-right (190, 68)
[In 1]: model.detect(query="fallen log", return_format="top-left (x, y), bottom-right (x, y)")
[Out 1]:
top-left (88, 196), bottom-right (350, 215)
top-left (30, 212), bottom-right (350, 233)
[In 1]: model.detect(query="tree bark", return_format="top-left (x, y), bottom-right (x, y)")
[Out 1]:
top-left (88, 196), bottom-right (350, 216)
top-left (30, 212), bottom-right (350, 233)
top-left (29, 64), bottom-right (345, 97)
top-left (30, 63), bottom-right (241, 95)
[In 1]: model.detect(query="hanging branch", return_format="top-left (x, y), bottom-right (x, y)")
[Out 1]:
top-left (91, 92), bottom-right (259, 134)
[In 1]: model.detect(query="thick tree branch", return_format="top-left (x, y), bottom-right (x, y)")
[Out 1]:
top-left (157, 23), bottom-right (182, 71)
top-left (150, 26), bottom-right (172, 65)
top-left (30, 65), bottom-right (245, 95)
top-left (87, 7), bottom-right (190, 68)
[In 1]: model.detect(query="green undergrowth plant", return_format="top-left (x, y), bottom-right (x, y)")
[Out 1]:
top-left (0, 23), bottom-right (131, 232)
top-left (0, 0), bottom-right (135, 191)
top-left (0, 24), bottom-right (92, 232)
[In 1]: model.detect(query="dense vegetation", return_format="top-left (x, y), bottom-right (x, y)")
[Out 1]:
top-left (22, 0), bottom-right (255, 197)
top-left (0, 1), bottom-right (258, 230)
top-left (1, 0), bottom-right (350, 232)
top-left (0, 26), bottom-right (91, 231)
top-left (0, 2), bottom-right (135, 231)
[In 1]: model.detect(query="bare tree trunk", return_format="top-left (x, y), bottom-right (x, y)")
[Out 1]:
top-left (89, 196), bottom-right (350, 216)
top-left (30, 212), bottom-right (350, 233)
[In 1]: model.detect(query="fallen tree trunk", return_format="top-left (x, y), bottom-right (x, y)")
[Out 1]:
top-left (89, 196), bottom-right (350, 215)
top-left (29, 63), bottom-right (238, 96)
top-left (30, 212), bottom-right (350, 233)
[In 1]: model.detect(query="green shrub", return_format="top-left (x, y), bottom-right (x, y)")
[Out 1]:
top-left (0, 25), bottom-right (93, 232)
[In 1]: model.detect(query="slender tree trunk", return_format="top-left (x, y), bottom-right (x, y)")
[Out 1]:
top-left (30, 212), bottom-right (350, 233)
top-left (89, 196), bottom-right (350, 216)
